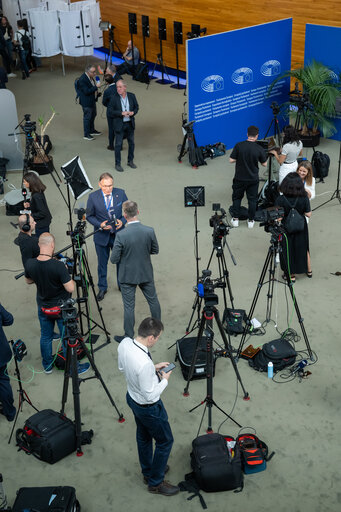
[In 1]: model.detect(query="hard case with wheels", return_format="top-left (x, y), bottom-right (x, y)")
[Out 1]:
top-left (12, 486), bottom-right (80, 511)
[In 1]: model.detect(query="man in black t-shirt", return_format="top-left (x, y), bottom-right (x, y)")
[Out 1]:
top-left (25, 233), bottom-right (75, 373)
top-left (15, 214), bottom-right (39, 267)
top-left (229, 125), bottom-right (267, 228)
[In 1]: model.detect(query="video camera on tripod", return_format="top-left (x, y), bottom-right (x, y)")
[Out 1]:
top-left (22, 114), bottom-right (36, 137)
top-left (209, 203), bottom-right (229, 248)
top-left (195, 269), bottom-right (225, 307)
top-left (255, 206), bottom-right (284, 234)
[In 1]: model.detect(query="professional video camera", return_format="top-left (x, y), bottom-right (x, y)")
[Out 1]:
top-left (209, 203), bottom-right (229, 248)
top-left (22, 114), bottom-right (36, 136)
top-left (289, 83), bottom-right (312, 111)
top-left (67, 208), bottom-right (87, 240)
top-left (255, 206), bottom-right (285, 234)
top-left (10, 339), bottom-right (27, 362)
top-left (59, 298), bottom-right (80, 340)
top-left (195, 269), bottom-right (225, 306)
top-left (270, 101), bottom-right (280, 116)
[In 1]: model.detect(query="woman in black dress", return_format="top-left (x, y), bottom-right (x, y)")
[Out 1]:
top-left (275, 172), bottom-right (312, 282)
top-left (23, 172), bottom-right (52, 237)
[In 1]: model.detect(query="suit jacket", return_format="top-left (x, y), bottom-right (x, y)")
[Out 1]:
top-left (107, 92), bottom-right (139, 132)
top-left (110, 222), bottom-right (159, 284)
top-left (86, 188), bottom-right (128, 247)
top-left (102, 74), bottom-right (122, 113)
top-left (78, 72), bottom-right (98, 108)
top-left (0, 303), bottom-right (13, 366)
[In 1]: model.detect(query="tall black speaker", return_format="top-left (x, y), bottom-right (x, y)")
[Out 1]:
top-left (128, 13), bottom-right (137, 35)
top-left (142, 15), bottom-right (150, 37)
top-left (158, 17), bottom-right (167, 41)
top-left (173, 21), bottom-right (183, 45)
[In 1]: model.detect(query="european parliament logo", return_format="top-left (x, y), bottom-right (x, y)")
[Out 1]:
top-left (231, 67), bottom-right (253, 85)
top-left (201, 75), bottom-right (224, 93)
top-left (261, 60), bottom-right (281, 77)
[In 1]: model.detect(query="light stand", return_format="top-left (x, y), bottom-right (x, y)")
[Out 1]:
top-left (235, 219), bottom-right (314, 361)
top-left (153, 18), bottom-right (173, 85)
top-left (183, 271), bottom-right (249, 434)
top-left (8, 341), bottom-right (39, 444)
top-left (263, 102), bottom-right (282, 184)
top-left (60, 156), bottom-right (111, 353)
top-left (100, 22), bottom-right (122, 73)
top-left (170, 21), bottom-right (186, 90)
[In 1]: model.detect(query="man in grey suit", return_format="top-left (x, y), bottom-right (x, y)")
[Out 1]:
top-left (110, 201), bottom-right (161, 343)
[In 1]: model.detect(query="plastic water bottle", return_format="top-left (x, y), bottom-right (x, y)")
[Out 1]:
top-left (0, 473), bottom-right (8, 510)
top-left (268, 361), bottom-right (273, 378)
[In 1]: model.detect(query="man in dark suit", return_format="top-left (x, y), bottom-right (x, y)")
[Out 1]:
top-left (78, 64), bottom-right (102, 141)
top-left (87, 172), bottom-right (128, 301)
top-left (0, 303), bottom-right (16, 421)
top-left (110, 201), bottom-right (161, 342)
top-left (107, 79), bottom-right (139, 172)
top-left (102, 65), bottom-right (122, 151)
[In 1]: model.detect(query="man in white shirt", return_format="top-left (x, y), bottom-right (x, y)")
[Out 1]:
top-left (118, 317), bottom-right (179, 497)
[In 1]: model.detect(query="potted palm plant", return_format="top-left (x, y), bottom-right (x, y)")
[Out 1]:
top-left (269, 60), bottom-right (341, 146)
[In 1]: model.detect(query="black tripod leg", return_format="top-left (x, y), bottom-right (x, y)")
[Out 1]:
top-left (178, 133), bottom-right (188, 162)
top-left (61, 341), bottom-right (72, 414)
top-left (279, 246), bottom-right (314, 360)
top-left (78, 339), bottom-right (124, 421)
top-left (69, 346), bottom-right (83, 455)
top-left (236, 247), bottom-right (274, 359)
top-left (265, 248), bottom-right (277, 322)
top-left (215, 311), bottom-right (249, 400)
top-left (183, 313), bottom-right (207, 395)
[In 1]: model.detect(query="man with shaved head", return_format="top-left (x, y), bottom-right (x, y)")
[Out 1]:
top-left (25, 234), bottom-right (89, 374)
top-left (15, 213), bottom-right (39, 267)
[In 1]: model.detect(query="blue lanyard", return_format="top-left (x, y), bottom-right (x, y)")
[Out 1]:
top-left (101, 191), bottom-right (113, 212)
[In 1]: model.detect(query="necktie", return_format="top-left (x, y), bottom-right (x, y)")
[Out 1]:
top-left (105, 194), bottom-right (111, 209)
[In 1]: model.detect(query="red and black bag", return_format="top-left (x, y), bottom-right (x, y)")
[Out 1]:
top-left (236, 430), bottom-right (274, 474)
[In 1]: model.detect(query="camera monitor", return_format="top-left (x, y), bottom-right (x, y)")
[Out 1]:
top-left (184, 186), bottom-right (205, 207)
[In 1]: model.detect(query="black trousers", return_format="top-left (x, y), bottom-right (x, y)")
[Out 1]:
top-left (232, 179), bottom-right (259, 221)
top-left (114, 122), bottom-right (135, 165)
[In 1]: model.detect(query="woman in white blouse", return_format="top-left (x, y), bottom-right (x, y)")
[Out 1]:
top-left (297, 160), bottom-right (315, 199)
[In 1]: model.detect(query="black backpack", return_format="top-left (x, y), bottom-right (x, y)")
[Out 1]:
top-left (74, 76), bottom-right (81, 103)
top-left (248, 337), bottom-right (297, 373)
top-left (20, 31), bottom-right (31, 51)
top-left (190, 433), bottom-right (243, 493)
top-left (283, 196), bottom-right (305, 234)
top-left (236, 430), bottom-right (275, 474)
top-left (133, 61), bottom-right (150, 84)
top-left (312, 150), bottom-right (330, 182)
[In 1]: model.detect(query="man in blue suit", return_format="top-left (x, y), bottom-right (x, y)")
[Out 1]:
top-left (0, 302), bottom-right (16, 421)
top-left (78, 64), bottom-right (102, 141)
top-left (86, 172), bottom-right (128, 301)
top-left (102, 64), bottom-right (122, 151)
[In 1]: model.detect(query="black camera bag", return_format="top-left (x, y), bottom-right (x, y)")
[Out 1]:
top-left (176, 336), bottom-right (215, 381)
top-left (191, 433), bottom-right (243, 493)
top-left (223, 308), bottom-right (247, 334)
top-left (249, 338), bottom-right (296, 373)
top-left (16, 409), bottom-right (77, 464)
top-left (12, 486), bottom-right (80, 511)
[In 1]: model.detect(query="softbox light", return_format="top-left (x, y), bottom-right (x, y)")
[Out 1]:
top-left (61, 156), bottom-right (93, 200)
top-left (184, 186), bottom-right (205, 207)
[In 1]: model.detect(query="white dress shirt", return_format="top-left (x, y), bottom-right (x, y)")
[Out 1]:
top-left (118, 337), bottom-right (167, 405)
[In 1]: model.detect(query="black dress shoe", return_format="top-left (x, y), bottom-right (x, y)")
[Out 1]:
top-left (115, 164), bottom-right (124, 172)
top-left (144, 465), bottom-right (169, 485)
top-left (0, 406), bottom-right (16, 422)
top-left (148, 480), bottom-right (180, 496)
top-left (127, 161), bottom-right (137, 169)
top-left (107, 145), bottom-right (114, 150)
top-left (97, 290), bottom-right (107, 301)
top-left (114, 335), bottom-right (126, 343)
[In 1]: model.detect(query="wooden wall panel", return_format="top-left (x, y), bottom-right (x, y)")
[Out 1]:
top-left (97, 0), bottom-right (341, 71)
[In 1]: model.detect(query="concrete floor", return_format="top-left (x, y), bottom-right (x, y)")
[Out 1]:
top-left (1, 55), bottom-right (341, 511)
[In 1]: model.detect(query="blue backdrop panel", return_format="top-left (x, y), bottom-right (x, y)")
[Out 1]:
top-left (187, 18), bottom-right (292, 149)
top-left (305, 24), bottom-right (341, 141)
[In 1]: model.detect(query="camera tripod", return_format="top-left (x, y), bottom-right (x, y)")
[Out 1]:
top-left (184, 298), bottom-right (249, 433)
top-left (8, 346), bottom-right (39, 444)
top-left (235, 224), bottom-right (314, 361)
top-left (178, 121), bottom-right (204, 168)
top-left (15, 115), bottom-right (68, 207)
top-left (264, 105), bottom-right (282, 183)
top-left (104, 25), bottom-right (122, 72)
top-left (60, 303), bottom-right (124, 456)
top-left (148, 52), bottom-right (173, 87)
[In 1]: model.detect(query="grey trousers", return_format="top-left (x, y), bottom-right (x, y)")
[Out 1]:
top-left (120, 281), bottom-right (161, 338)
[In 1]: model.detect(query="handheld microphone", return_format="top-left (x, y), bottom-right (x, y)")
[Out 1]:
top-left (95, 76), bottom-right (100, 83)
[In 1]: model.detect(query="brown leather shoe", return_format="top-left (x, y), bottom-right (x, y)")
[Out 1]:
top-left (143, 465), bottom-right (169, 485)
top-left (148, 480), bottom-right (179, 496)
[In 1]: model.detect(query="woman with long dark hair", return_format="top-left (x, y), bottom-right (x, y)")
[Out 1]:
top-left (297, 160), bottom-right (315, 199)
top-left (275, 172), bottom-right (312, 282)
top-left (270, 125), bottom-right (303, 184)
top-left (23, 172), bottom-right (52, 237)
